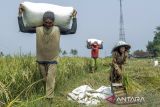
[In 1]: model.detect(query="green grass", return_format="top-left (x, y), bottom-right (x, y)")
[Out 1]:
top-left (0, 55), bottom-right (160, 107)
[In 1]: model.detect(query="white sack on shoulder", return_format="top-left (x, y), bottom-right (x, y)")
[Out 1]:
top-left (87, 39), bottom-right (103, 45)
top-left (86, 39), bottom-right (103, 49)
top-left (21, 1), bottom-right (74, 29)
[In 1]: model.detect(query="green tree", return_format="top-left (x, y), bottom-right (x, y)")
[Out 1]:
top-left (62, 50), bottom-right (67, 56)
top-left (59, 48), bottom-right (62, 55)
top-left (70, 49), bottom-right (78, 56)
top-left (147, 26), bottom-right (160, 57)
top-left (0, 52), bottom-right (4, 57)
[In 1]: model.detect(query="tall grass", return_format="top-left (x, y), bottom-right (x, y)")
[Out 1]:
top-left (0, 55), bottom-right (41, 106)
top-left (0, 55), bottom-right (159, 107)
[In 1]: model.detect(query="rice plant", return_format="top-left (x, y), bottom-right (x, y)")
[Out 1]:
top-left (0, 55), bottom-right (159, 107)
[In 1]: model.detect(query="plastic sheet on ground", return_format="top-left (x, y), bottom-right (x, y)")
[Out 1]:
top-left (67, 85), bottom-right (112, 106)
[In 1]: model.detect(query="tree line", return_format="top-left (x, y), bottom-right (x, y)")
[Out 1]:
top-left (132, 26), bottom-right (160, 58)
top-left (59, 49), bottom-right (78, 56)
top-left (0, 26), bottom-right (160, 58)
top-left (147, 26), bottom-right (160, 57)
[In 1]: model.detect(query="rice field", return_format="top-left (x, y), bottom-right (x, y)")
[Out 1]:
top-left (0, 55), bottom-right (160, 107)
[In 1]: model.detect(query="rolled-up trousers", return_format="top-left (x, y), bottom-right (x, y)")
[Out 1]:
top-left (38, 63), bottom-right (57, 98)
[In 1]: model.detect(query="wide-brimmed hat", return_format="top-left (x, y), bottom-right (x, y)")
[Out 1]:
top-left (112, 41), bottom-right (131, 52)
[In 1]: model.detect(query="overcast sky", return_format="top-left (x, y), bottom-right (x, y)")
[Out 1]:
top-left (0, 0), bottom-right (160, 57)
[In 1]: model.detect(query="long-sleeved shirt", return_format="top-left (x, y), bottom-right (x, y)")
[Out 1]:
top-left (18, 16), bottom-right (77, 35)
top-left (112, 51), bottom-right (128, 70)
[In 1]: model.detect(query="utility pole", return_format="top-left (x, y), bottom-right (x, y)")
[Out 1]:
top-left (119, 0), bottom-right (126, 41)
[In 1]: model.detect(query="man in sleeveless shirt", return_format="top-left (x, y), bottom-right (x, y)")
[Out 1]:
top-left (18, 5), bottom-right (77, 99)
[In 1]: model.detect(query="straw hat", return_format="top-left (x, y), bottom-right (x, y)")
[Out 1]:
top-left (112, 41), bottom-right (131, 52)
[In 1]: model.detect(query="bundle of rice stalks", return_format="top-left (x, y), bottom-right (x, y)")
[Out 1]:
top-left (123, 72), bottom-right (144, 96)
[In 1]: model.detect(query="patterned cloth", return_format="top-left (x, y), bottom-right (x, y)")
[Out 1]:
top-left (110, 51), bottom-right (128, 82)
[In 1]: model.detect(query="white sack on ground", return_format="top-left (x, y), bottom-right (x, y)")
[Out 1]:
top-left (67, 85), bottom-right (112, 106)
top-left (154, 60), bottom-right (159, 66)
top-left (21, 2), bottom-right (74, 29)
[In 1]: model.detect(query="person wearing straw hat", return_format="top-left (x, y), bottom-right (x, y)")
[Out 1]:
top-left (18, 4), bottom-right (77, 101)
top-left (109, 41), bottom-right (131, 83)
